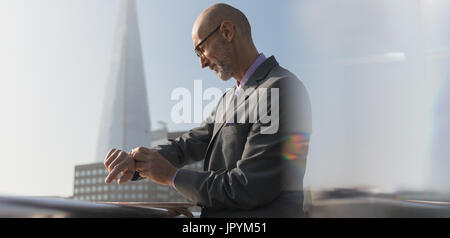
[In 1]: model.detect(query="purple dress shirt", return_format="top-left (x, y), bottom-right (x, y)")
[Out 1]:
top-left (235, 53), bottom-right (266, 96)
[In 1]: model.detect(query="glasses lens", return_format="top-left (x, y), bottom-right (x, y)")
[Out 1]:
top-left (195, 48), bottom-right (203, 58)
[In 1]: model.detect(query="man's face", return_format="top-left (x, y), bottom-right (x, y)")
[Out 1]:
top-left (193, 27), bottom-right (233, 81)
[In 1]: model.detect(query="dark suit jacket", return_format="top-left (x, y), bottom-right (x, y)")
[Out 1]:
top-left (153, 56), bottom-right (312, 217)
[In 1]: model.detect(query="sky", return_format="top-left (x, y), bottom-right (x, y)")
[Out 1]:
top-left (0, 0), bottom-right (448, 197)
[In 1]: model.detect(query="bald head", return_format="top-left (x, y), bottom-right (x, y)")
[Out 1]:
top-left (192, 4), bottom-right (259, 83)
top-left (192, 3), bottom-right (252, 42)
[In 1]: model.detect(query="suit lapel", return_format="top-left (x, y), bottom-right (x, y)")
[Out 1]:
top-left (203, 56), bottom-right (279, 170)
top-left (220, 56), bottom-right (278, 130)
top-left (212, 87), bottom-right (235, 137)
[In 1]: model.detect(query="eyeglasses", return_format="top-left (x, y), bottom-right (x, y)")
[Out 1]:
top-left (194, 24), bottom-right (221, 58)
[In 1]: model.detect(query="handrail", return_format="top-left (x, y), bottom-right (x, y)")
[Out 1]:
top-left (0, 195), bottom-right (195, 218)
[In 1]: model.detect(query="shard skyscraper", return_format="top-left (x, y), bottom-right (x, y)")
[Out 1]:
top-left (96, 0), bottom-right (151, 162)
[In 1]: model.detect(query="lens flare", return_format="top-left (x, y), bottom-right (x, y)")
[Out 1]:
top-left (281, 132), bottom-right (310, 161)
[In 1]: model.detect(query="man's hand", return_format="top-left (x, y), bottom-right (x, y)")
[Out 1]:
top-left (104, 148), bottom-right (136, 184)
top-left (130, 147), bottom-right (178, 187)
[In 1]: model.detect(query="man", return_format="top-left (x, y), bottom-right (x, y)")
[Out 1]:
top-left (103, 3), bottom-right (312, 218)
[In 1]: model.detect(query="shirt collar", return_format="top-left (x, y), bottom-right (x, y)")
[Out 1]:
top-left (236, 53), bottom-right (266, 89)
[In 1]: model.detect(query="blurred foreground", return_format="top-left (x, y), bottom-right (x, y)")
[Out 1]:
top-left (1, 187), bottom-right (449, 218)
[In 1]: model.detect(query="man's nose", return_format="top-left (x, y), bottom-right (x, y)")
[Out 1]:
top-left (200, 56), bottom-right (210, 68)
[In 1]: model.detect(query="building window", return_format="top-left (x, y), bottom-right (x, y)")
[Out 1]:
top-left (157, 194), bottom-right (168, 200)
top-left (157, 186), bottom-right (168, 191)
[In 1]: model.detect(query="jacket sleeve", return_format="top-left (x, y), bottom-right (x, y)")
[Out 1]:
top-left (172, 77), bottom-right (312, 209)
top-left (132, 99), bottom-right (219, 181)
top-left (152, 110), bottom-right (216, 168)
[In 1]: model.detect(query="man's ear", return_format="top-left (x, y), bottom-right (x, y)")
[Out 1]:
top-left (220, 21), bottom-right (234, 42)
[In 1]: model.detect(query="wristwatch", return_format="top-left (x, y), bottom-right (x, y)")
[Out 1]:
top-left (131, 171), bottom-right (145, 181)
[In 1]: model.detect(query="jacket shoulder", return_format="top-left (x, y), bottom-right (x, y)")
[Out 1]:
top-left (259, 65), bottom-right (305, 90)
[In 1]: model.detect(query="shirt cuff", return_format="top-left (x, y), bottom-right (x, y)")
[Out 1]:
top-left (171, 169), bottom-right (180, 190)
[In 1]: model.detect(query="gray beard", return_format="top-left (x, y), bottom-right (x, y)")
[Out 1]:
top-left (215, 43), bottom-right (233, 82)
top-left (215, 64), bottom-right (233, 81)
